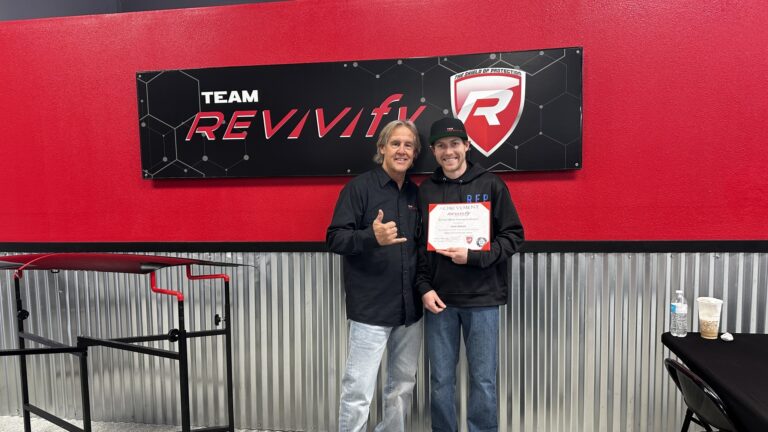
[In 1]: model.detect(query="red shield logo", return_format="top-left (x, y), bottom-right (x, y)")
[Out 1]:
top-left (466, 236), bottom-right (473, 244)
top-left (451, 68), bottom-right (526, 157)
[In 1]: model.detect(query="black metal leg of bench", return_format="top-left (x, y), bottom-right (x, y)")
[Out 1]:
top-left (14, 276), bottom-right (31, 432)
top-left (178, 300), bottom-right (191, 432)
top-left (224, 280), bottom-right (235, 431)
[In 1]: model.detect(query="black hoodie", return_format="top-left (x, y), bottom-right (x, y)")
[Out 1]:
top-left (416, 162), bottom-right (524, 306)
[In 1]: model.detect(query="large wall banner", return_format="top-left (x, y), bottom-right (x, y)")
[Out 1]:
top-left (137, 47), bottom-right (582, 179)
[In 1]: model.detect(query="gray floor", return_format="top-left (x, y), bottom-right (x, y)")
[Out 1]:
top-left (0, 416), bottom-right (251, 431)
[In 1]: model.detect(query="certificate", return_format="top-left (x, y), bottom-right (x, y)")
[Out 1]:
top-left (427, 202), bottom-right (491, 251)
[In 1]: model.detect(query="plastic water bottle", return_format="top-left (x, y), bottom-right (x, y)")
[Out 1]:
top-left (670, 290), bottom-right (688, 337)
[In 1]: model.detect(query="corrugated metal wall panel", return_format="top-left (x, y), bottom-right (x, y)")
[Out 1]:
top-left (1, 252), bottom-right (766, 431)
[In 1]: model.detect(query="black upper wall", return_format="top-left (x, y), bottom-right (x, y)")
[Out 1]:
top-left (0, 0), bottom-right (279, 22)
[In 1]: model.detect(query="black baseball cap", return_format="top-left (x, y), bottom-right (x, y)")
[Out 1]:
top-left (429, 117), bottom-right (468, 145)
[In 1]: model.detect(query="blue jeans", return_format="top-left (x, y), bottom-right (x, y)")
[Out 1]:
top-left (425, 306), bottom-right (499, 432)
top-left (338, 319), bottom-right (423, 432)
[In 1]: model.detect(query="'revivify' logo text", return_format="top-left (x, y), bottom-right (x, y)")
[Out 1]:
top-left (451, 68), bottom-right (526, 157)
top-left (185, 93), bottom-right (425, 141)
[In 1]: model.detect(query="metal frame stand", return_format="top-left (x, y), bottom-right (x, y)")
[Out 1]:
top-left (1, 265), bottom-right (235, 432)
top-left (0, 271), bottom-right (90, 432)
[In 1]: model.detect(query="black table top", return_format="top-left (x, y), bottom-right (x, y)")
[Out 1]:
top-left (662, 332), bottom-right (768, 432)
top-left (0, 253), bottom-right (240, 274)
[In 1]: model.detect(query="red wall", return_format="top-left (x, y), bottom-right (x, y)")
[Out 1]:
top-left (1, 0), bottom-right (766, 242)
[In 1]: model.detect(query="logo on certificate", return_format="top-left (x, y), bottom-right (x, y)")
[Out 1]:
top-left (451, 68), bottom-right (526, 157)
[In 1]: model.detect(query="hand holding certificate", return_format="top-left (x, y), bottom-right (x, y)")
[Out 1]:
top-left (427, 202), bottom-right (491, 251)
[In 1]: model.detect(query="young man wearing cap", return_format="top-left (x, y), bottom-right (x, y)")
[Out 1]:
top-left (417, 117), bottom-right (524, 432)
top-left (326, 119), bottom-right (423, 432)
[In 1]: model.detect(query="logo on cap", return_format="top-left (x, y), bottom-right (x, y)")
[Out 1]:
top-left (450, 68), bottom-right (526, 157)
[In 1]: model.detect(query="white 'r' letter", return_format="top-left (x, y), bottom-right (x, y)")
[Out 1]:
top-left (457, 89), bottom-right (514, 125)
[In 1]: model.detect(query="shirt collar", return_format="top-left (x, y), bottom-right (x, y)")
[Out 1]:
top-left (374, 165), bottom-right (409, 188)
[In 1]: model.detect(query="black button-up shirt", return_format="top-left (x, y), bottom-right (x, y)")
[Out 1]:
top-left (326, 166), bottom-right (422, 326)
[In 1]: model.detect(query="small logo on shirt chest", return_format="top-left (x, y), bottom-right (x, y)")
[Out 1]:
top-left (466, 193), bottom-right (489, 203)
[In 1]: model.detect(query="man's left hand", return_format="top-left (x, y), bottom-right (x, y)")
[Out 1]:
top-left (436, 247), bottom-right (468, 265)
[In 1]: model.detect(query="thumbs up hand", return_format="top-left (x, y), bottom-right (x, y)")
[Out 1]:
top-left (373, 209), bottom-right (407, 246)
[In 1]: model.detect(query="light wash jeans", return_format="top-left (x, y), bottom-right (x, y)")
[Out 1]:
top-left (338, 319), bottom-right (423, 432)
top-left (425, 306), bottom-right (499, 432)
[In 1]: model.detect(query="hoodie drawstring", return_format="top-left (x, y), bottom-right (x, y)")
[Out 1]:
top-left (440, 177), bottom-right (466, 202)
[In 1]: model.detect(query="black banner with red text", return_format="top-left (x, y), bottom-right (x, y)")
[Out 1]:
top-left (137, 48), bottom-right (582, 178)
